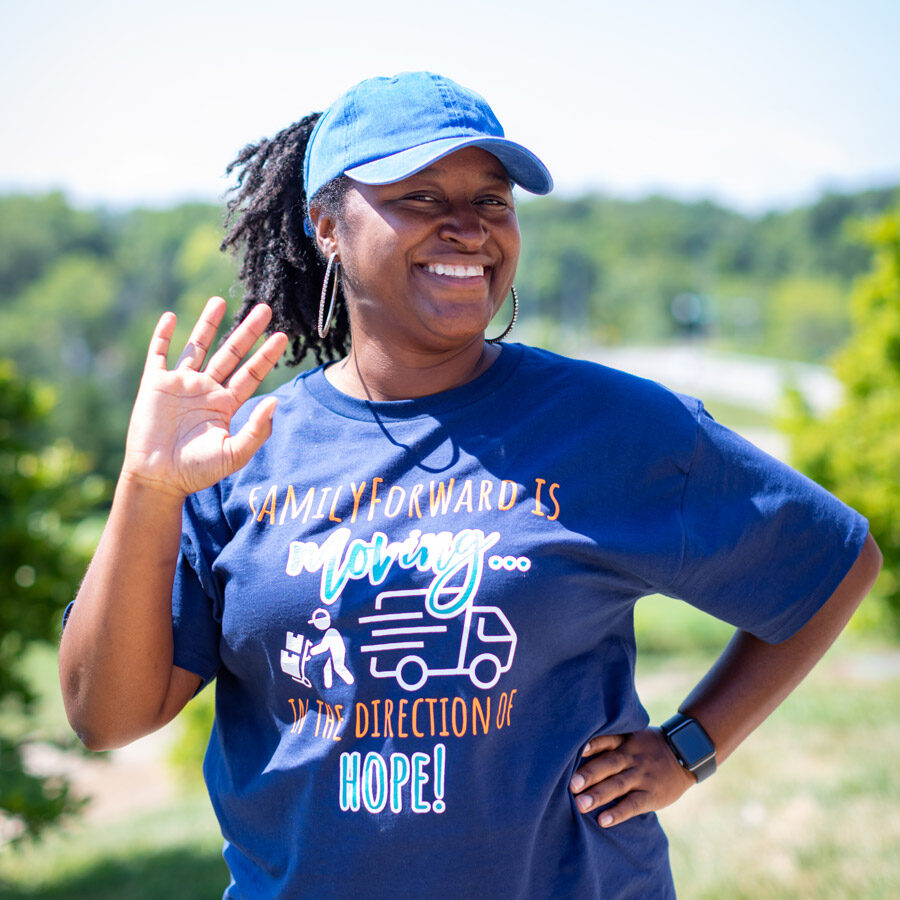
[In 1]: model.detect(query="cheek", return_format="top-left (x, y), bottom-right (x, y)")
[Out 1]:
top-left (509, 239), bottom-right (522, 272)
top-left (341, 240), bottom-right (400, 296)
top-left (501, 228), bottom-right (522, 281)
top-left (333, 224), bottom-right (389, 289)
top-left (502, 219), bottom-right (522, 270)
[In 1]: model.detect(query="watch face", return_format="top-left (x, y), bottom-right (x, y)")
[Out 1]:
top-left (671, 721), bottom-right (715, 765)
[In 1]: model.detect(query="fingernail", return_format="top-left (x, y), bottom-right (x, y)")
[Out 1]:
top-left (583, 741), bottom-right (592, 754)
top-left (570, 774), bottom-right (585, 791)
top-left (600, 813), bottom-right (614, 827)
top-left (576, 795), bottom-right (592, 812)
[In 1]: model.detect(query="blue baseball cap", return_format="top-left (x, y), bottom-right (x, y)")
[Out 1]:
top-left (303, 72), bottom-right (553, 207)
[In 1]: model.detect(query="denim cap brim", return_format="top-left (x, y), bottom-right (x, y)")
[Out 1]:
top-left (304, 72), bottom-right (554, 221)
top-left (344, 136), bottom-right (553, 195)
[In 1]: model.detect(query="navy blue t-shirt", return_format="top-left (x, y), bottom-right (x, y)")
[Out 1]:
top-left (172, 343), bottom-right (867, 899)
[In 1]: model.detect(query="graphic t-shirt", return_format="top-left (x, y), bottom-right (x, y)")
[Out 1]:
top-left (172, 343), bottom-right (867, 899)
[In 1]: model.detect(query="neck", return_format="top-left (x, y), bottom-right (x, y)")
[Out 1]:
top-left (324, 338), bottom-right (500, 402)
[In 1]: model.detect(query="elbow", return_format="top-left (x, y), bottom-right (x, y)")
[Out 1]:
top-left (62, 699), bottom-right (157, 753)
top-left (64, 705), bottom-right (153, 753)
top-left (852, 533), bottom-right (884, 618)
top-left (857, 532), bottom-right (883, 595)
top-left (59, 662), bottom-right (137, 752)
top-left (59, 653), bottom-right (188, 751)
top-left (867, 532), bottom-right (883, 576)
top-left (60, 685), bottom-right (114, 753)
top-left (829, 532), bottom-right (883, 630)
top-left (72, 725), bottom-right (118, 754)
top-left (61, 694), bottom-right (117, 752)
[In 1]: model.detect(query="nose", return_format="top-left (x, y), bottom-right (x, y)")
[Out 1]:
top-left (438, 201), bottom-right (488, 249)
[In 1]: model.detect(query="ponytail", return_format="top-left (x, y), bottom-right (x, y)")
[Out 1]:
top-left (222, 114), bottom-right (351, 365)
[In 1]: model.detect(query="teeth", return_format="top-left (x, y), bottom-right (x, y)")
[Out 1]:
top-left (425, 263), bottom-right (484, 278)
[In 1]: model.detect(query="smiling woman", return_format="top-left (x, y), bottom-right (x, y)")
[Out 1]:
top-left (59, 72), bottom-right (881, 900)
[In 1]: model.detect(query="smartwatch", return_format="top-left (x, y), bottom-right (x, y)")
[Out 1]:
top-left (660, 713), bottom-right (717, 782)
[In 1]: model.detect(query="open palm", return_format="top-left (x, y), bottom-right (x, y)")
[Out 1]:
top-left (123, 298), bottom-right (288, 498)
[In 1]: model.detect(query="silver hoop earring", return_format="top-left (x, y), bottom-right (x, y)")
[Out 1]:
top-left (486, 285), bottom-right (519, 344)
top-left (318, 252), bottom-right (341, 339)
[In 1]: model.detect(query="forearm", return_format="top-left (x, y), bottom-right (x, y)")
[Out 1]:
top-left (679, 532), bottom-right (882, 762)
top-left (569, 534), bottom-right (882, 828)
top-left (59, 473), bottom-right (189, 749)
top-left (59, 302), bottom-right (283, 750)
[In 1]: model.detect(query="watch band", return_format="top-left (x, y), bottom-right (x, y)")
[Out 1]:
top-left (660, 713), bottom-right (717, 782)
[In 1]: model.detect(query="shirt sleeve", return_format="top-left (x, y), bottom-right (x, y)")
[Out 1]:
top-left (171, 483), bottom-right (231, 685)
top-left (665, 403), bottom-right (869, 643)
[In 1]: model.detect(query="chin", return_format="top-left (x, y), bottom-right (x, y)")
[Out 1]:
top-left (429, 312), bottom-right (496, 344)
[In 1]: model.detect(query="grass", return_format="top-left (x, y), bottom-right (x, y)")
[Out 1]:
top-left (654, 655), bottom-right (900, 899)
top-left (633, 601), bottom-right (900, 899)
top-left (2, 605), bottom-right (897, 898)
top-left (0, 798), bottom-right (226, 899)
top-left (0, 645), bottom-right (228, 898)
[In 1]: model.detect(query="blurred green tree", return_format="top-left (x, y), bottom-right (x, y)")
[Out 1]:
top-left (787, 206), bottom-right (900, 632)
top-left (0, 361), bottom-right (102, 841)
top-left (0, 193), bottom-right (109, 300)
top-left (766, 275), bottom-right (850, 362)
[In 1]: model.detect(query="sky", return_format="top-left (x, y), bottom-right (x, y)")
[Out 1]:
top-left (1, 0), bottom-right (898, 213)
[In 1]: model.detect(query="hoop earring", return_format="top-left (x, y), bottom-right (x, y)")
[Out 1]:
top-left (486, 285), bottom-right (518, 344)
top-left (318, 252), bottom-right (341, 339)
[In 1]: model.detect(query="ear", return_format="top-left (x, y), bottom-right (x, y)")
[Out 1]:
top-left (309, 203), bottom-right (339, 259)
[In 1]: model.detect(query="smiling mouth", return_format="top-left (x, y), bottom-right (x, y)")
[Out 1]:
top-left (423, 263), bottom-right (485, 278)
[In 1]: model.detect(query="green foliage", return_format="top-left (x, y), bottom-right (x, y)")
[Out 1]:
top-left (0, 734), bottom-right (83, 850)
top-left (515, 184), bottom-right (898, 355)
top-left (765, 275), bottom-right (850, 362)
top-left (166, 689), bottom-right (215, 787)
top-left (515, 194), bottom-right (743, 346)
top-left (0, 194), bottom-right (110, 301)
top-left (0, 797), bottom-right (228, 898)
top-left (634, 593), bottom-right (734, 657)
top-left (787, 206), bottom-right (900, 632)
top-left (0, 362), bottom-right (100, 841)
top-left (0, 197), bottom-right (238, 482)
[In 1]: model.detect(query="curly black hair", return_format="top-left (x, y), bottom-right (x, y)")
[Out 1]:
top-left (221, 113), bottom-right (351, 366)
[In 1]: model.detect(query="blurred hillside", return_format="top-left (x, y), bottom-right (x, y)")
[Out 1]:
top-left (1, 184), bottom-right (897, 484)
top-left (515, 185), bottom-right (899, 355)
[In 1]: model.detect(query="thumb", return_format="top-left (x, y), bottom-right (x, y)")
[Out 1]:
top-left (226, 397), bottom-right (278, 472)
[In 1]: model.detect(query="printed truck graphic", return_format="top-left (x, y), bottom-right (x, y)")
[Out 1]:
top-left (359, 588), bottom-right (517, 691)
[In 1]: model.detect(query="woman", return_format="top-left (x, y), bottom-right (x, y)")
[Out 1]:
top-left (60, 72), bottom-right (882, 898)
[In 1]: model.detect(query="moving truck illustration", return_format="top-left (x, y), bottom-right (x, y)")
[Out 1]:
top-left (359, 588), bottom-right (517, 691)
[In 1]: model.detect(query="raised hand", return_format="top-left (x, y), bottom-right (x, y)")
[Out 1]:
top-left (122, 297), bottom-right (288, 499)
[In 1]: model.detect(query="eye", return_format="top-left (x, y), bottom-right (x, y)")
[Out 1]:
top-left (476, 195), bottom-right (512, 209)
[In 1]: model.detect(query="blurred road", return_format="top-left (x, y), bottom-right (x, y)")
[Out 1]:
top-left (588, 344), bottom-right (840, 416)
top-left (585, 344), bottom-right (841, 461)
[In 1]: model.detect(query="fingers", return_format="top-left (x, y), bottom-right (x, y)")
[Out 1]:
top-left (572, 760), bottom-right (635, 817)
top-left (581, 734), bottom-right (625, 757)
top-left (569, 729), bottom-right (694, 828)
top-left (153, 300), bottom-right (281, 391)
top-left (204, 302), bottom-right (275, 384)
top-left (570, 740), bottom-right (631, 811)
top-left (226, 396), bottom-right (278, 471)
top-left (175, 297), bottom-right (228, 370)
top-left (145, 312), bottom-right (178, 372)
top-left (227, 331), bottom-right (289, 405)
top-left (594, 792), bottom-right (648, 829)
